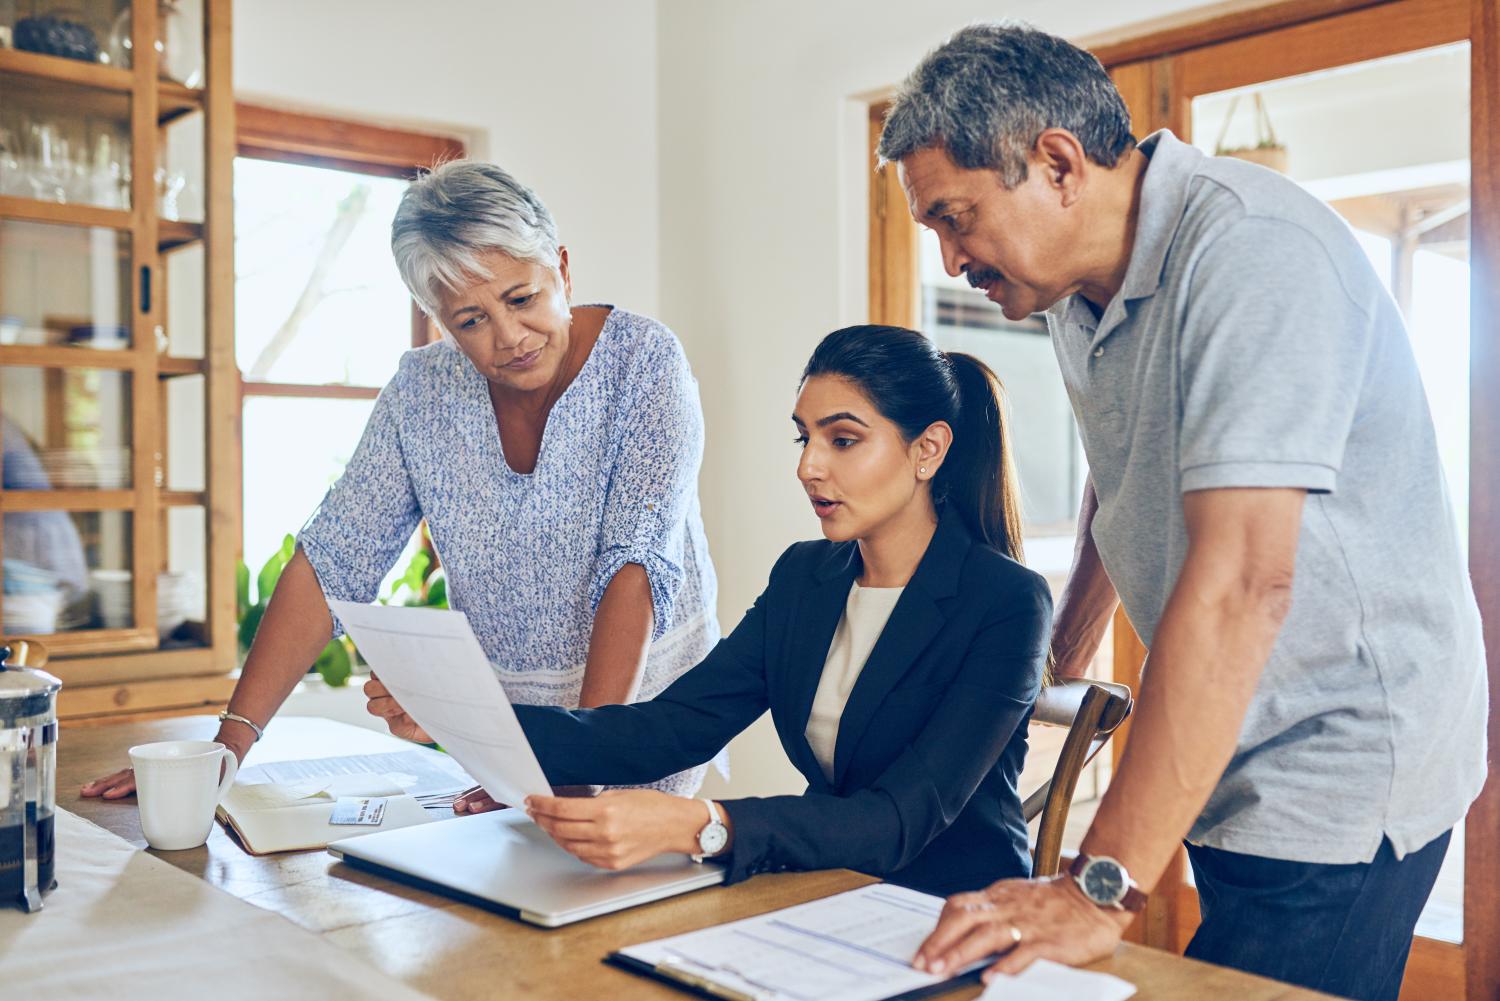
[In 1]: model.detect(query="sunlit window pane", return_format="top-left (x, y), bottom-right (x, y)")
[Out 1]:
top-left (234, 158), bottom-right (412, 387)
top-left (242, 397), bottom-right (375, 571)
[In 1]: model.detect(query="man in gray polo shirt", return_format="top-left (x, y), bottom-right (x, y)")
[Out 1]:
top-left (879, 23), bottom-right (1486, 1001)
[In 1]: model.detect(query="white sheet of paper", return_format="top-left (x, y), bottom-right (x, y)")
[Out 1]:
top-left (619, 883), bottom-right (990, 1001)
top-left (329, 601), bottom-right (552, 807)
top-left (980, 959), bottom-right (1136, 1001)
top-left (238, 749), bottom-right (474, 802)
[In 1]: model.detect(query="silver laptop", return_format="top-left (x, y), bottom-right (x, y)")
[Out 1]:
top-left (327, 809), bottom-right (725, 927)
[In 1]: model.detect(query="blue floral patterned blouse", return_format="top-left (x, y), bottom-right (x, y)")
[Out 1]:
top-left (298, 307), bottom-right (720, 796)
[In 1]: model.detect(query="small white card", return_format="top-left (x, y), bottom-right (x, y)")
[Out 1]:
top-left (980, 959), bottom-right (1136, 1001)
top-left (329, 797), bottom-right (388, 826)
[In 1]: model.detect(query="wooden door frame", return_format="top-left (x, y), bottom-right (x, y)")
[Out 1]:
top-left (1469, 4), bottom-right (1500, 1000)
top-left (866, 1), bottom-right (1499, 997)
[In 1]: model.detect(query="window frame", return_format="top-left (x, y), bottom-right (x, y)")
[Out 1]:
top-left (234, 103), bottom-right (465, 402)
top-left (232, 105), bottom-right (463, 575)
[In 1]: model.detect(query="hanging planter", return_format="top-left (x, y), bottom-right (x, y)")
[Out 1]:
top-left (1214, 92), bottom-right (1289, 173)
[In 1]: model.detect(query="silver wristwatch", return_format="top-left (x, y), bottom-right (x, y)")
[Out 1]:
top-left (1069, 854), bottom-right (1147, 912)
top-left (691, 798), bottom-right (728, 862)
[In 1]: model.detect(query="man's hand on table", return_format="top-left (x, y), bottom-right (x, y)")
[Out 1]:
top-left (914, 876), bottom-right (1132, 983)
top-left (363, 674), bottom-right (434, 743)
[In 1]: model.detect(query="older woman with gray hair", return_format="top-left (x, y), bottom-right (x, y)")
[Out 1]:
top-left (83, 161), bottom-right (720, 800)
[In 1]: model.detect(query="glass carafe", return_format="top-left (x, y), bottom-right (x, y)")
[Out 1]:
top-left (0, 643), bottom-right (61, 912)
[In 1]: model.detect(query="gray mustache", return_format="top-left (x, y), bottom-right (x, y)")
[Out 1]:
top-left (965, 267), bottom-right (1002, 289)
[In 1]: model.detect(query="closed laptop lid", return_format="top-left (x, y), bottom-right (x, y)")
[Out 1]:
top-left (328, 809), bottom-right (724, 926)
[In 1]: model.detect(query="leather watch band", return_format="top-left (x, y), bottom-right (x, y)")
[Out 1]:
top-left (1069, 854), bottom-right (1148, 913)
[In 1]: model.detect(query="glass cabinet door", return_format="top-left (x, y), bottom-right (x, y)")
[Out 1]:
top-left (1, 0), bottom-right (223, 662)
top-left (1, 366), bottom-right (133, 490)
top-left (0, 1), bottom-right (136, 211)
top-left (0, 220), bottom-right (133, 350)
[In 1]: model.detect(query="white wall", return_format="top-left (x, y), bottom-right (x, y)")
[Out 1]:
top-left (655, 1), bottom-right (1229, 797)
top-left (1192, 42), bottom-right (1469, 185)
top-left (227, 0), bottom-right (1237, 800)
top-left (233, 0), bottom-right (662, 316)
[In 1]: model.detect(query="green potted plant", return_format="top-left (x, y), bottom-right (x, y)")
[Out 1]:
top-left (236, 533), bottom-right (447, 687)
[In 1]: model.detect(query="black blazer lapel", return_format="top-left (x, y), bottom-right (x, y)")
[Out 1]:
top-left (776, 541), bottom-right (858, 782)
top-left (830, 509), bottom-right (971, 786)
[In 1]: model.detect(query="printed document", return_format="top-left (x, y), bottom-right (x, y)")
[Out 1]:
top-left (980, 959), bottom-right (1135, 1001)
top-left (329, 601), bottom-right (552, 808)
top-left (616, 882), bottom-right (1136, 1001)
top-left (239, 749), bottom-right (475, 808)
top-left (618, 883), bottom-right (981, 1001)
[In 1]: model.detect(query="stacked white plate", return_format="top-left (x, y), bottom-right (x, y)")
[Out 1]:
top-left (39, 446), bottom-right (132, 489)
top-left (86, 569), bottom-right (205, 635)
top-left (156, 570), bottom-right (204, 637)
top-left (3, 590), bottom-right (64, 634)
top-left (56, 592), bottom-right (93, 631)
top-left (4, 558), bottom-right (66, 634)
top-left (90, 569), bottom-right (134, 629)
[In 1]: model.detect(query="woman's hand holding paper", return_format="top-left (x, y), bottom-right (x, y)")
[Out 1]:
top-left (524, 789), bottom-right (715, 870)
top-left (363, 674), bottom-right (434, 744)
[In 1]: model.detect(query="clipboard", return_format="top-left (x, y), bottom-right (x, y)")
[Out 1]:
top-left (603, 883), bottom-right (991, 1001)
top-left (604, 952), bottom-right (982, 1001)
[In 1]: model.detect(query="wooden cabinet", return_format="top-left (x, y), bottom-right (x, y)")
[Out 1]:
top-left (0, 0), bottom-right (237, 722)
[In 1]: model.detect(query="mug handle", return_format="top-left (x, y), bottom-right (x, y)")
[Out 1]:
top-left (214, 746), bottom-right (239, 803)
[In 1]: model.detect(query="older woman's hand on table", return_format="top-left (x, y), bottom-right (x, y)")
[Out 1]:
top-left (524, 790), bottom-right (716, 870)
top-left (363, 674), bottom-right (434, 744)
top-left (82, 726), bottom-right (251, 800)
top-left (80, 767), bottom-right (138, 799)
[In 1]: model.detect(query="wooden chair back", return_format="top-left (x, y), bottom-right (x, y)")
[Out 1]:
top-left (1024, 678), bottom-right (1133, 877)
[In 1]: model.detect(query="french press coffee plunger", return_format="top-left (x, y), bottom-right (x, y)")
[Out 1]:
top-left (1, 642), bottom-right (61, 912)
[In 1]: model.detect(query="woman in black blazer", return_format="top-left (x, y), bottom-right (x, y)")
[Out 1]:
top-left (367, 325), bottom-right (1052, 896)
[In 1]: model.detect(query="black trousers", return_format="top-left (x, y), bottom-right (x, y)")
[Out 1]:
top-left (1184, 831), bottom-right (1451, 1001)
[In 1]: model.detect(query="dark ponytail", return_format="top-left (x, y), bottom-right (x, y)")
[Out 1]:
top-left (941, 352), bottom-right (1026, 564)
top-left (801, 325), bottom-right (1026, 564)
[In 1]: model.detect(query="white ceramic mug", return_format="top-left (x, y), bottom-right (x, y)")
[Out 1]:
top-left (128, 740), bottom-right (238, 851)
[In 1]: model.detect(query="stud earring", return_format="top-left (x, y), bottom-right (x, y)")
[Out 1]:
top-left (919, 466), bottom-right (927, 475)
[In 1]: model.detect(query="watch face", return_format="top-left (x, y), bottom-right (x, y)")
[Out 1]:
top-left (699, 822), bottom-right (728, 856)
top-left (1082, 859), bottom-right (1126, 904)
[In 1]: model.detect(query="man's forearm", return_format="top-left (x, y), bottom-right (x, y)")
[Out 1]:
top-left (579, 563), bottom-right (654, 708)
top-left (1052, 480), bottom-right (1120, 678)
top-left (1077, 489), bottom-right (1302, 894)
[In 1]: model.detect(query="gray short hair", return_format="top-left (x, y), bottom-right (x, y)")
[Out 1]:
top-left (877, 22), bottom-right (1134, 188)
top-left (391, 160), bottom-right (561, 315)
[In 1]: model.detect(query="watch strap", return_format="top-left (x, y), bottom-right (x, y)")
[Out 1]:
top-left (691, 799), bottom-right (726, 863)
top-left (1069, 854), bottom-right (1148, 913)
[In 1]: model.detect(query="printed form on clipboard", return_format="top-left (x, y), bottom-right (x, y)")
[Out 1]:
top-left (327, 600), bottom-right (551, 808)
top-left (611, 883), bottom-right (983, 1001)
top-left (609, 883), bottom-right (1136, 1001)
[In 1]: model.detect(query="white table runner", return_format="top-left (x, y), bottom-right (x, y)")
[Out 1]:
top-left (0, 808), bottom-right (438, 1000)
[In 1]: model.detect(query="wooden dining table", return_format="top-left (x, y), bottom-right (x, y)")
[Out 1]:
top-left (57, 715), bottom-right (1334, 1000)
